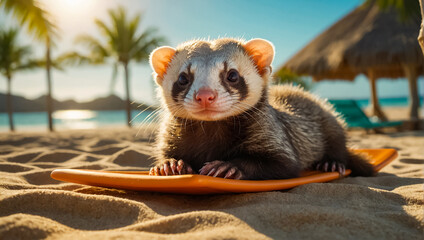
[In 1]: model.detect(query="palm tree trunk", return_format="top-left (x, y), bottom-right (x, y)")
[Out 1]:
top-left (124, 62), bottom-right (132, 127)
top-left (403, 64), bottom-right (420, 130)
top-left (6, 76), bottom-right (15, 132)
top-left (46, 37), bottom-right (54, 131)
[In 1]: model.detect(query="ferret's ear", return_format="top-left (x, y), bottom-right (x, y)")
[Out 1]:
top-left (149, 46), bottom-right (176, 84)
top-left (243, 38), bottom-right (274, 75)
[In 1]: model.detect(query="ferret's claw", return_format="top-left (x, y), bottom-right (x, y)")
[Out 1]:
top-left (170, 160), bottom-right (177, 175)
top-left (213, 164), bottom-right (231, 177)
top-left (224, 167), bottom-right (237, 179)
top-left (199, 161), bottom-right (220, 175)
top-left (153, 166), bottom-right (159, 176)
top-left (176, 160), bottom-right (184, 174)
top-left (199, 164), bottom-right (210, 175)
top-left (149, 159), bottom-right (193, 176)
top-left (207, 168), bottom-right (217, 176)
top-left (200, 161), bottom-right (243, 179)
top-left (338, 165), bottom-right (346, 176)
top-left (234, 171), bottom-right (243, 180)
top-left (316, 163), bottom-right (321, 171)
top-left (331, 162), bottom-right (337, 172)
top-left (163, 163), bottom-right (170, 176)
top-left (224, 167), bottom-right (243, 179)
top-left (315, 161), bottom-right (346, 176)
top-left (159, 165), bottom-right (165, 176)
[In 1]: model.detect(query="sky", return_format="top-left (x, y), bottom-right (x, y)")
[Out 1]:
top-left (0, 0), bottom-right (423, 105)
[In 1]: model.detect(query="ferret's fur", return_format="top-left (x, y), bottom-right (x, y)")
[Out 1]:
top-left (148, 38), bottom-right (374, 180)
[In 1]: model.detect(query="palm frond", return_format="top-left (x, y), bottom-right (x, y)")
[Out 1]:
top-left (132, 34), bottom-right (166, 62)
top-left (55, 51), bottom-right (95, 66)
top-left (74, 5), bottom-right (165, 66)
top-left (0, 27), bottom-right (40, 78)
top-left (273, 67), bottom-right (314, 90)
top-left (128, 13), bottom-right (142, 39)
top-left (14, 58), bottom-right (43, 71)
top-left (131, 27), bottom-right (157, 49)
top-left (94, 18), bottom-right (115, 42)
top-left (0, 0), bottom-right (57, 40)
top-left (365, 0), bottom-right (420, 21)
top-left (75, 35), bottom-right (110, 61)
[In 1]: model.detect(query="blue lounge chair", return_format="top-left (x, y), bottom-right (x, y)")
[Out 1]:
top-left (328, 99), bottom-right (403, 131)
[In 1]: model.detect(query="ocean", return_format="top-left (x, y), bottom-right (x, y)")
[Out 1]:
top-left (355, 97), bottom-right (423, 108)
top-left (0, 96), bottom-right (422, 132)
top-left (0, 109), bottom-right (160, 132)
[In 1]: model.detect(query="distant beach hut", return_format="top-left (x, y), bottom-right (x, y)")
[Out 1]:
top-left (282, 1), bottom-right (423, 126)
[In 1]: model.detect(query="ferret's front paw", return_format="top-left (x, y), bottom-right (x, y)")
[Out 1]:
top-left (149, 159), bottom-right (193, 176)
top-left (315, 161), bottom-right (346, 176)
top-left (199, 161), bottom-right (243, 179)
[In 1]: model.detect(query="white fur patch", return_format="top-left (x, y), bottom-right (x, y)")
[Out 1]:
top-left (153, 38), bottom-right (272, 121)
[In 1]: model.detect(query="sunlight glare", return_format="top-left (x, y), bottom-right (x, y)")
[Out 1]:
top-left (62, 0), bottom-right (87, 8)
top-left (42, 0), bottom-right (97, 17)
top-left (53, 110), bottom-right (97, 120)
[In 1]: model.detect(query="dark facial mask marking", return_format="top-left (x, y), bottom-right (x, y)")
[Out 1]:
top-left (172, 64), bottom-right (194, 102)
top-left (219, 61), bottom-right (249, 101)
top-left (235, 76), bottom-right (248, 101)
top-left (219, 61), bottom-right (233, 94)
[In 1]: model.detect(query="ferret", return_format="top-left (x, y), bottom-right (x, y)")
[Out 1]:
top-left (148, 38), bottom-right (374, 180)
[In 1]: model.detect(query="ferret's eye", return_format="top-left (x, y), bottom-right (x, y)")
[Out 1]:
top-left (227, 69), bottom-right (239, 83)
top-left (178, 73), bottom-right (189, 86)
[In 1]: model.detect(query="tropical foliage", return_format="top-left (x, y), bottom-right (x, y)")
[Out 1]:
top-left (0, 28), bottom-right (38, 131)
top-left (0, 0), bottom-right (58, 131)
top-left (273, 68), bottom-right (313, 90)
top-left (365, 0), bottom-right (420, 21)
top-left (69, 6), bottom-right (165, 127)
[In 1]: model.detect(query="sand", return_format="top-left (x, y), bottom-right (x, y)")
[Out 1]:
top-left (0, 126), bottom-right (423, 239)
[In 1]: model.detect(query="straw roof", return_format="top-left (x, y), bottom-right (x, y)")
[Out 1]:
top-left (283, 2), bottom-right (424, 81)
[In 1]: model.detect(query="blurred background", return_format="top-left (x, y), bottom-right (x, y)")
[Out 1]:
top-left (0, 0), bottom-right (423, 132)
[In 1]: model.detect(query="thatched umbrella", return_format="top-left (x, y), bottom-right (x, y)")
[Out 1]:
top-left (283, 1), bottom-right (423, 124)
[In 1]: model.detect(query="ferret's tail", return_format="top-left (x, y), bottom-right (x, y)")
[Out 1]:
top-left (347, 150), bottom-right (375, 177)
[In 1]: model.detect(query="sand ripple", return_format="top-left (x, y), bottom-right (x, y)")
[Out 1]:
top-left (0, 129), bottom-right (423, 239)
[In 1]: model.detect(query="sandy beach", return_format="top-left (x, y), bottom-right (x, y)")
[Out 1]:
top-left (0, 118), bottom-right (423, 239)
top-left (1, 0), bottom-right (423, 238)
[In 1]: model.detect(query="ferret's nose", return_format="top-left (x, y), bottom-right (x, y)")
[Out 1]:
top-left (195, 88), bottom-right (217, 107)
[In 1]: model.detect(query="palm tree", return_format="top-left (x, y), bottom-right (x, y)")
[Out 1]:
top-left (0, 28), bottom-right (38, 131)
top-left (273, 67), bottom-right (313, 90)
top-left (419, 0), bottom-right (424, 54)
top-left (366, 0), bottom-right (422, 127)
top-left (0, 0), bottom-right (58, 131)
top-left (367, 0), bottom-right (420, 21)
top-left (366, 0), bottom-right (424, 53)
top-left (73, 6), bottom-right (165, 127)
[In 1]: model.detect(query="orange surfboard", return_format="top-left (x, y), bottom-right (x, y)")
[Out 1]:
top-left (50, 149), bottom-right (397, 194)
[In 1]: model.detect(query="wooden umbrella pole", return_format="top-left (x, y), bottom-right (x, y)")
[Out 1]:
top-left (368, 70), bottom-right (388, 122)
top-left (402, 65), bottom-right (420, 129)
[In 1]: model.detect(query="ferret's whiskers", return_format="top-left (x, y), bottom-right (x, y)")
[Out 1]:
top-left (200, 120), bottom-right (206, 135)
top-left (237, 101), bottom-right (268, 119)
top-left (135, 109), bottom-right (154, 136)
top-left (184, 116), bottom-right (189, 133)
top-left (136, 108), bottom-right (162, 137)
top-left (140, 108), bottom-right (161, 125)
top-left (130, 105), bottom-right (154, 124)
top-left (232, 104), bottom-right (268, 134)
top-left (146, 112), bottom-right (164, 142)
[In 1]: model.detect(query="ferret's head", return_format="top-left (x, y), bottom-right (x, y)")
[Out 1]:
top-left (149, 38), bottom-right (274, 121)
